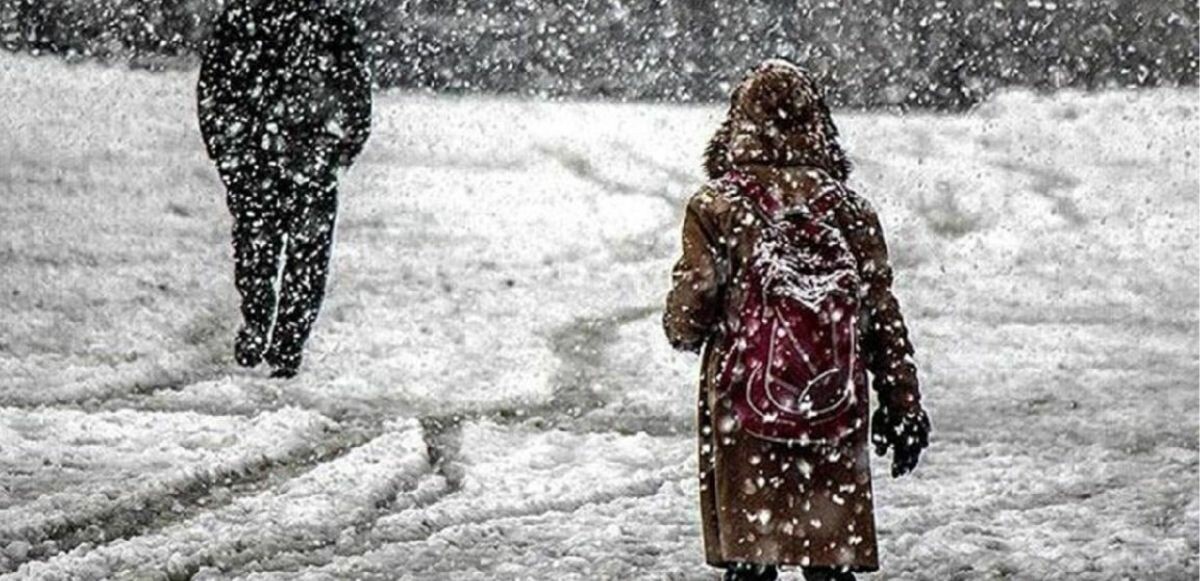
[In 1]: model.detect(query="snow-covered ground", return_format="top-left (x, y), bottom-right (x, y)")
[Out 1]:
top-left (0, 52), bottom-right (1196, 580)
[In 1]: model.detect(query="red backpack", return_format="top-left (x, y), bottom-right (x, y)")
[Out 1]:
top-left (714, 171), bottom-right (865, 445)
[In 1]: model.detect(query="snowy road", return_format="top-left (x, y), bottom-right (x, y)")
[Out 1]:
top-left (1, 54), bottom-right (1196, 580)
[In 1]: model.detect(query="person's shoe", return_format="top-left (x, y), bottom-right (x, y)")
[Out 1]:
top-left (234, 325), bottom-right (267, 368)
top-left (802, 567), bottom-right (855, 581)
top-left (725, 564), bottom-right (778, 581)
top-left (265, 346), bottom-right (301, 379)
top-left (269, 364), bottom-right (299, 379)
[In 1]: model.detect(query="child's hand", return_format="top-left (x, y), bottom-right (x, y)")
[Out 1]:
top-left (871, 406), bottom-right (931, 478)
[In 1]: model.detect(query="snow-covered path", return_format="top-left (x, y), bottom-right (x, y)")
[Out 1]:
top-left (1, 54), bottom-right (1196, 580)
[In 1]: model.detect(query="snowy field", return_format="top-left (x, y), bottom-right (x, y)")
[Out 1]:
top-left (0, 52), bottom-right (1196, 580)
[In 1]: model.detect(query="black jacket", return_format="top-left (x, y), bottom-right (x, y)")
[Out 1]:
top-left (197, 0), bottom-right (371, 168)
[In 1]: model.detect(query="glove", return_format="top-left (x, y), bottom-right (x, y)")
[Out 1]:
top-left (872, 406), bottom-right (930, 478)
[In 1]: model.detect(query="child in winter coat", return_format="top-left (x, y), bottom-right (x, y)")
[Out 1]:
top-left (663, 60), bottom-right (931, 581)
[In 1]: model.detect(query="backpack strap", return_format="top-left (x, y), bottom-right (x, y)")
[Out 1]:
top-left (723, 170), bottom-right (777, 218)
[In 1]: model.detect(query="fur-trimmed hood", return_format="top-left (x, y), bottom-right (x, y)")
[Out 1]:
top-left (704, 59), bottom-right (851, 181)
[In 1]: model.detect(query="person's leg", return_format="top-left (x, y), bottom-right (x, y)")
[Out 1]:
top-left (266, 177), bottom-right (337, 377)
top-left (801, 566), bottom-right (856, 581)
top-left (226, 168), bottom-right (284, 368)
top-left (724, 563), bottom-right (778, 581)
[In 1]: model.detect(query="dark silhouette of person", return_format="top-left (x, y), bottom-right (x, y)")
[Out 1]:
top-left (197, 0), bottom-right (371, 377)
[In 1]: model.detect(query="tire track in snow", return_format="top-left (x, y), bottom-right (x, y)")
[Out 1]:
top-left (237, 464), bottom-right (691, 579)
top-left (369, 465), bottom-right (688, 547)
top-left (18, 302), bottom-right (663, 576)
top-left (9, 421), bottom-right (429, 581)
top-left (536, 144), bottom-right (681, 208)
top-left (0, 369), bottom-right (225, 415)
top-left (563, 142), bottom-right (693, 264)
top-left (203, 306), bottom-right (667, 576)
top-left (543, 305), bottom-right (660, 422)
top-left (612, 143), bottom-right (697, 192)
top-left (989, 160), bottom-right (1086, 226)
top-left (0, 414), bottom-right (383, 574)
top-left (0, 304), bottom-right (279, 418)
top-left (222, 472), bottom-right (455, 576)
top-left (2, 301), bottom-right (663, 574)
top-left (0, 301), bottom-right (235, 411)
top-left (565, 411), bottom-right (689, 438)
top-left (409, 305), bottom-right (661, 470)
top-left (430, 304), bottom-right (660, 427)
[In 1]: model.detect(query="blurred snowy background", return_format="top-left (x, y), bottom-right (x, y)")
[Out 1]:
top-left (2, 0), bottom-right (1197, 106)
top-left (0, 1), bottom-right (1197, 579)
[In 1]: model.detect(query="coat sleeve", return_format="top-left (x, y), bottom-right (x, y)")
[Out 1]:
top-left (838, 193), bottom-right (923, 413)
top-left (663, 189), bottom-right (725, 353)
top-left (328, 11), bottom-right (372, 166)
top-left (196, 7), bottom-right (246, 163)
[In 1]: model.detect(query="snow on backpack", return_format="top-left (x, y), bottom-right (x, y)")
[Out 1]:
top-left (714, 170), bottom-right (864, 445)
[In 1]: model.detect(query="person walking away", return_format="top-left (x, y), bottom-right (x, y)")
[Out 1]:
top-left (663, 60), bottom-right (931, 581)
top-left (197, 0), bottom-right (371, 378)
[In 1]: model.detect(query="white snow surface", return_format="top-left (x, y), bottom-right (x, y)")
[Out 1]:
top-left (0, 53), bottom-right (1196, 579)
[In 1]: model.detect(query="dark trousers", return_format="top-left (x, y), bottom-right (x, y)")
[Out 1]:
top-left (725, 564), bottom-right (855, 581)
top-left (222, 154), bottom-right (338, 368)
top-left (802, 567), bottom-right (856, 581)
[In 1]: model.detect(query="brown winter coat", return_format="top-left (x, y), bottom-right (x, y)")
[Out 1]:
top-left (663, 62), bottom-right (922, 572)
